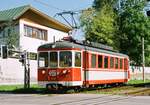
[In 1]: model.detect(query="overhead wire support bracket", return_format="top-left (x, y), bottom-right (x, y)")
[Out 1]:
top-left (57, 13), bottom-right (73, 28)
top-left (55, 11), bottom-right (79, 29)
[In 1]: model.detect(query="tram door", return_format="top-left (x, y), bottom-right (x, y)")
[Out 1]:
top-left (83, 51), bottom-right (88, 87)
top-left (48, 51), bottom-right (58, 82)
top-left (38, 52), bottom-right (49, 82)
top-left (74, 51), bottom-right (83, 86)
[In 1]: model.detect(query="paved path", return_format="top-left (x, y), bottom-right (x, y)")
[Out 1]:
top-left (0, 94), bottom-right (150, 105)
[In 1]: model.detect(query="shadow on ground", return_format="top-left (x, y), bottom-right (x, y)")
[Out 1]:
top-left (0, 87), bottom-right (73, 94)
top-left (128, 82), bottom-right (150, 87)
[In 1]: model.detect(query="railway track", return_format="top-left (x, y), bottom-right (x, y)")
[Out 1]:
top-left (51, 86), bottom-right (150, 105)
top-left (52, 94), bottom-right (131, 105)
top-left (45, 84), bottom-right (150, 96)
top-left (127, 88), bottom-right (150, 96)
top-left (79, 84), bottom-right (150, 96)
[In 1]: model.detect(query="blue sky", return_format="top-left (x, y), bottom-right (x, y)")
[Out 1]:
top-left (0, 0), bottom-right (93, 16)
top-left (0, 0), bottom-right (94, 39)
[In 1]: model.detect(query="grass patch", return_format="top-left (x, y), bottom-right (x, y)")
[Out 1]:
top-left (127, 80), bottom-right (150, 85)
top-left (0, 84), bottom-right (45, 93)
top-left (0, 85), bottom-right (23, 92)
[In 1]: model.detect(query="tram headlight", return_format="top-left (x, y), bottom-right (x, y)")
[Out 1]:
top-left (62, 70), bottom-right (68, 74)
top-left (42, 70), bottom-right (46, 74)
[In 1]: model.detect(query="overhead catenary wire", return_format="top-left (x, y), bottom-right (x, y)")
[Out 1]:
top-left (33, 0), bottom-right (66, 11)
top-left (33, 0), bottom-right (91, 38)
top-left (33, 0), bottom-right (80, 38)
top-left (34, 0), bottom-right (85, 14)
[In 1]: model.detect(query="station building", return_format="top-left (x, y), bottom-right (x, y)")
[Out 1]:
top-left (0, 5), bottom-right (71, 84)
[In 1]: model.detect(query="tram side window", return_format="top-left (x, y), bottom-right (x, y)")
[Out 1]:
top-left (110, 57), bottom-right (114, 68)
top-left (115, 58), bottom-right (119, 69)
top-left (75, 52), bottom-right (81, 67)
top-left (60, 51), bottom-right (72, 67)
top-left (91, 54), bottom-right (96, 68)
top-left (0, 48), bottom-right (1, 57)
top-left (104, 56), bottom-right (108, 68)
top-left (98, 55), bottom-right (103, 68)
top-left (50, 52), bottom-right (58, 67)
top-left (38, 52), bottom-right (48, 67)
top-left (124, 59), bottom-right (128, 70)
top-left (120, 59), bottom-right (123, 69)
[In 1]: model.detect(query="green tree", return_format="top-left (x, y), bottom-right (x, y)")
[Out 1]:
top-left (80, 0), bottom-right (150, 65)
top-left (93, 0), bottom-right (117, 10)
top-left (80, 0), bottom-right (118, 47)
top-left (0, 21), bottom-right (19, 48)
top-left (118, 0), bottom-right (150, 65)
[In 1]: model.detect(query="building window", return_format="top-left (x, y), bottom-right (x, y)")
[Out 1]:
top-left (24, 25), bottom-right (32, 37)
top-left (91, 54), bottom-right (96, 68)
top-left (98, 55), bottom-right (103, 68)
top-left (24, 25), bottom-right (47, 40)
top-left (104, 56), bottom-right (108, 68)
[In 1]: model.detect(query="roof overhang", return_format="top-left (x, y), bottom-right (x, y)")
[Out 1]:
top-left (0, 5), bottom-right (72, 33)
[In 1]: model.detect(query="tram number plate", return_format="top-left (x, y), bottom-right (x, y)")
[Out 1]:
top-left (49, 70), bottom-right (57, 76)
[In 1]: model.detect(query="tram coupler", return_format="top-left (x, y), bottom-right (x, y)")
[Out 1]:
top-left (46, 83), bottom-right (62, 90)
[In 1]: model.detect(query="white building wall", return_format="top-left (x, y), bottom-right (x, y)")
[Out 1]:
top-left (19, 19), bottom-right (68, 52)
top-left (0, 58), bottom-right (24, 84)
top-left (0, 19), bottom-right (68, 85)
top-left (0, 58), bottom-right (37, 85)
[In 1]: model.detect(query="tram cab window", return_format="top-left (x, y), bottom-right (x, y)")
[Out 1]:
top-left (38, 52), bottom-right (48, 67)
top-left (50, 52), bottom-right (58, 67)
top-left (60, 51), bottom-right (72, 67)
top-left (104, 56), bottom-right (108, 68)
top-left (98, 55), bottom-right (103, 68)
top-left (91, 54), bottom-right (96, 68)
top-left (75, 52), bottom-right (81, 67)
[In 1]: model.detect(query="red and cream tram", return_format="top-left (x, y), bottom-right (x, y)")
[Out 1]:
top-left (37, 38), bottom-right (130, 89)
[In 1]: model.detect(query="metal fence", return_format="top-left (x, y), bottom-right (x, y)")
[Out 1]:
top-left (130, 66), bottom-right (150, 80)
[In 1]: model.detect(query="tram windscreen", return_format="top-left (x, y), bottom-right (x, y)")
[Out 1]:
top-left (59, 51), bottom-right (72, 67)
top-left (38, 52), bottom-right (48, 67)
top-left (49, 52), bottom-right (58, 67)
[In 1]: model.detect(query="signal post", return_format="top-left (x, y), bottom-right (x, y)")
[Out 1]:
top-left (20, 51), bottom-right (30, 89)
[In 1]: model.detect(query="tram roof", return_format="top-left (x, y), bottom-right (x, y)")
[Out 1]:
top-left (38, 41), bottom-right (128, 57)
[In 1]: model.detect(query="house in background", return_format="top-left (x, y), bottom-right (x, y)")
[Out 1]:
top-left (0, 5), bottom-right (71, 85)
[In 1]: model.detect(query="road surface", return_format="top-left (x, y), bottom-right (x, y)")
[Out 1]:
top-left (0, 93), bottom-right (150, 105)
